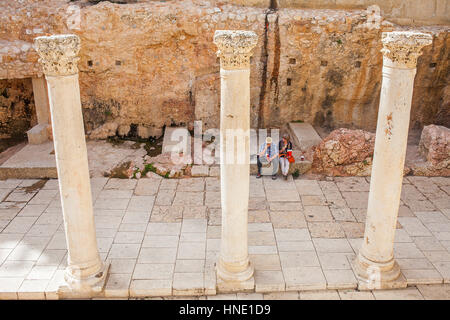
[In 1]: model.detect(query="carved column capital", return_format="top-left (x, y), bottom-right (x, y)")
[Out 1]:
top-left (381, 31), bottom-right (433, 69)
top-left (213, 30), bottom-right (258, 70)
top-left (34, 34), bottom-right (81, 76)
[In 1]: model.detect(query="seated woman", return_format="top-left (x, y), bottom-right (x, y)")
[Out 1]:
top-left (278, 134), bottom-right (293, 180)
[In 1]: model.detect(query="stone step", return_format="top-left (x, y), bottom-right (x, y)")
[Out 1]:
top-left (161, 127), bottom-right (191, 154)
top-left (0, 140), bottom-right (145, 180)
top-left (250, 160), bottom-right (311, 176)
top-left (0, 142), bottom-right (57, 179)
top-left (288, 122), bottom-right (322, 151)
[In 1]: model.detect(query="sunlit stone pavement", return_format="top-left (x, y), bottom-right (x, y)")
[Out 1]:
top-left (0, 175), bottom-right (449, 299)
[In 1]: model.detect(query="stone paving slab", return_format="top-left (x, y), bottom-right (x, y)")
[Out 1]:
top-left (0, 176), bottom-right (449, 299)
top-left (0, 141), bottom-right (146, 180)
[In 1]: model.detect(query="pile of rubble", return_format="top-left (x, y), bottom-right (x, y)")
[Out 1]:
top-left (311, 128), bottom-right (375, 176)
top-left (311, 125), bottom-right (450, 177)
top-left (414, 124), bottom-right (450, 176)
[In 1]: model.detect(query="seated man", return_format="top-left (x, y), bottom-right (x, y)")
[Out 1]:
top-left (257, 136), bottom-right (279, 180)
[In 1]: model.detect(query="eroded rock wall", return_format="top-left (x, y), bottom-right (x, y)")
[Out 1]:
top-left (225, 0), bottom-right (450, 26)
top-left (0, 0), bottom-right (448, 139)
top-left (0, 78), bottom-right (36, 138)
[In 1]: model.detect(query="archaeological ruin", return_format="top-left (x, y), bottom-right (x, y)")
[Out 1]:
top-left (0, 0), bottom-right (449, 301)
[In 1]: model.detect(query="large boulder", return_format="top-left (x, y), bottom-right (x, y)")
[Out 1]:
top-left (412, 124), bottom-right (450, 176)
top-left (312, 128), bottom-right (375, 176)
top-left (419, 124), bottom-right (450, 167)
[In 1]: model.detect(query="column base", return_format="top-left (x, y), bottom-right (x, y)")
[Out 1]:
top-left (216, 274), bottom-right (255, 294)
top-left (58, 261), bottom-right (110, 299)
top-left (352, 253), bottom-right (407, 291)
top-left (216, 259), bottom-right (255, 293)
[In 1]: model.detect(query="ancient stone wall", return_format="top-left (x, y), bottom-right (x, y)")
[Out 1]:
top-left (225, 0), bottom-right (450, 26)
top-left (0, 0), bottom-right (448, 139)
top-left (0, 78), bottom-right (36, 138)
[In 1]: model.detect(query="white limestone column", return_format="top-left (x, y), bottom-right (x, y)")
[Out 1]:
top-left (354, 31), bottom-right (432, 289)
top-left (31, 76), bottom-right (50, 125)
top-left (34, 35), bottom-right (108, 295)
top-left (27, 77), bottom-right (50, 144)
top-left (213, 30), bottom-right (257, 290)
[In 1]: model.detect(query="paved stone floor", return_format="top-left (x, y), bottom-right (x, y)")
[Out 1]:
top-left (0, 175), bottom-right (449, 299)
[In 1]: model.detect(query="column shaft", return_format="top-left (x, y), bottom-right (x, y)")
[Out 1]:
top-left (31, 76), bottom-right (50, 125)
top-left (213, 30), bottom-right (258, 288)
top-left (219, 68), bottom-right (251, 277)
top-left (354, 31), bottom-right (432, 289)
top-left (34, 35), bottom-right (107, 295)
top-left (361, 59), bottom-right (415, 263)
top-left (46, 74), bottom-right (103, 280)
top-left (27, 77), bottom-right (50, 144)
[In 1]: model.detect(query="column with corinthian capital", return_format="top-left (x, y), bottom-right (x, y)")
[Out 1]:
top-left (353, 31), bottom-right (432, 290)
top-left (34, 35), bottom-right (108, 297)
top-left (213, 30), bottom-right (258, 291)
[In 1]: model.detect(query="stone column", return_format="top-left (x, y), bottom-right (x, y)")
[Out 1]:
top-left (213, 30), bottom-right (257, 291)
top-left (353, 31), bottom-right (432, 289)
top-left (34, 35), bottom-right (108, 296)
top-left (27, 77), bottom-right (50, 144)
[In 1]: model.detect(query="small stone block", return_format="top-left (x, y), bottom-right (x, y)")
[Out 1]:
top-left (209, 166), bottom-right (220, 177)
top-left (255, 270), bottom-right (285, 292)
top-left (323, 269), bottom-right (358, 290)
top-left (402, 269), bottom-right (444, 285)
top-left (104, 273), bottom-right (131, 298)
top-left (129, 279), bottom-right (172, 297)
top-left (27, 124), bottom-right (49, 145)
top-left (216, 275), bottom-right (255, 293)
top-left (191, 165), bottom-right (210, 177)
top-left (172, 272), bottom-right (205, 296)
top-left (283, 267), bottom-right (327, 291)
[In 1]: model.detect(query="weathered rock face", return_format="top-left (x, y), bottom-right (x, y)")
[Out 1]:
top-left (419, 124), bottom-right (450, 167)
top-left (88, 121), bottom-right (119, 140)
top-left (0, 78), bottom-right (36, 138)
top-left (0, 0), bottom-right (448, 139)
top-left (226, 0), bottom-right (450, 26)
top-left (312, 128), bottom-right (375, 176)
